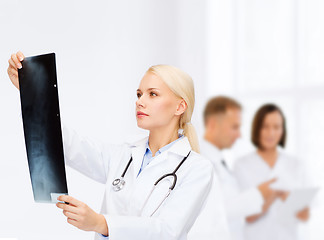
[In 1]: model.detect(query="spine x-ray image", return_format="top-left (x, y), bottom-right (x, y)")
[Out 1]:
top-left (18, 53), bottom-right (68, 203)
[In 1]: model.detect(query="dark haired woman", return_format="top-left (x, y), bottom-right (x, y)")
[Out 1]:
top-left (234, 104), bottom-right (310, 240)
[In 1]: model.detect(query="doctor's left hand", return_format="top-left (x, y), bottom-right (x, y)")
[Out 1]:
top-left (56, 195), bottom-right (108, 236)
top-left (296, 207), bottom-right (310, 222)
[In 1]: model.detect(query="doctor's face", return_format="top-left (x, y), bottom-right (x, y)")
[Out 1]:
top-left (259, 111), bottom-right (284, 150)
top-left (212, 108), bottom-right (241, 149)
top-left (221, 108), bottom-right (241, 148)
top-left (135, 72), bottom-right (183, 131)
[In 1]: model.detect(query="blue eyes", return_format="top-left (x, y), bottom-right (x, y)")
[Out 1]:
top-left (137, 92), bottom-right (157, 98)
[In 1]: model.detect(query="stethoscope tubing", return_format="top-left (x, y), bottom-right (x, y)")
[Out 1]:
top-left (153, 151), bottom-right (191, 190)
top-left (121, 157), bottom-right (133, 178)
top-left (112, 150), bottom-right (191, 215)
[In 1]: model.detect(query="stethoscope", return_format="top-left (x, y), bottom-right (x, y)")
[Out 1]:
top-left (112, 151), bottom-right (191, 216)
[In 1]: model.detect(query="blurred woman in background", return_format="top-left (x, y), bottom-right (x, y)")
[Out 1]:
top-left (234, 103), bottom-right (310, 240)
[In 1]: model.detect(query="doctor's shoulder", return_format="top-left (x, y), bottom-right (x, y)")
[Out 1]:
top-left (177, 151), bottom-right (215, 188)
top-left (277, 148), bottom-right (299, 162)
top-left (233, 151), bottom-right (258, 171)
top-left (231, 151), bottom-right (260, 182)
top-left (278, 149), bottom-right (307, 173)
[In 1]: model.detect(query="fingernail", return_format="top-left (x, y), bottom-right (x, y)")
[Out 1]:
top-left (19, 57), bottom-right (24, 61)
top-left (18, 64), bottom-right (22, 69)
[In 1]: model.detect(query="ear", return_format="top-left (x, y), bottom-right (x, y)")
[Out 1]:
top-left (206, 114), bottom-right (222, 129)
top-left (175, 99), bottom-right (187, 116)
top-left (206, 115), bottom-right (215, 129)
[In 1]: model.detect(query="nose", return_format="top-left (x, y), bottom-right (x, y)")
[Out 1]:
top-left (267, 128), bottom-right (276, 138)
top-left (237, 130), bottom-right (241, 138)
top-left (136, 97), bottom-right (145, 108)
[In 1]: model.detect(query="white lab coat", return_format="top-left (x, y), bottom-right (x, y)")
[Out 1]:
top-left (233, 150), bottom-right (307, 240)
top-left (62, 127), bottom-right (214, 240)
top-left (188, 141), bottom-right (230, 240)
top-left (199, 140), bottom-right (264, 240)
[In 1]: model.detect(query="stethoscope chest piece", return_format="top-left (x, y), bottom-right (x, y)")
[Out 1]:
top-left (112, 177), bottom-right (126, 191)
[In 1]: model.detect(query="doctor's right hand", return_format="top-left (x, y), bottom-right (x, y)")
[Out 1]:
top-left (247, 178), bottom-right (286, 223)
top-left (7, 51), bottom-right (25, 90)
top-left (258, 178), bottom-right (277, 202)
top-left (56, 195), bottom-right (109, 236)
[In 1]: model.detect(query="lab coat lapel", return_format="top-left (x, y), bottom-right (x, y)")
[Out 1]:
top-left (130, 137), bottom-right (192, 216)
top-left (129, 137), bottom-right (148, 180)
top-left (142, 136), bottom-right (192, 171)
top-left (168, 136), bottom-right (192, 157)
top-left (201, 140), bottom-right (226, 176)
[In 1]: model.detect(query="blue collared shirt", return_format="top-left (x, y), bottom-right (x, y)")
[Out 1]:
top-left (137, 135), bottom-right (184, 176)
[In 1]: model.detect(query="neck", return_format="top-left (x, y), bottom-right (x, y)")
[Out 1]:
top-left (204, 131), bottom-right (222, 150)
top-left (257, 147), bottom-right (278, 168)
top-left (149, 124), bottom-right (179, 157)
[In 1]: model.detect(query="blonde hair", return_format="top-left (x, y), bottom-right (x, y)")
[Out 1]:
top-left (147, 65), bottom-right (200, 153)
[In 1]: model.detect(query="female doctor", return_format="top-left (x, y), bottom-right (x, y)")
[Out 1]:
top-left (8, 51), bottom-right (214, 240)
top-left (233, 104), bottom-right (310, 240)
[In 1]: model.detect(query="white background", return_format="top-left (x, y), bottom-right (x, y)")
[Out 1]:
top-left (0, 0), bottom-right (323, 239)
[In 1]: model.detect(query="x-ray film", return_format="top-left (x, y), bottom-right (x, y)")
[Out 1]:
top-left (18, 53), bottom-right (68, 203)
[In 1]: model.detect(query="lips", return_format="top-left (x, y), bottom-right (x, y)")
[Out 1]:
top-left (137, 111), bottom-right (149, 117)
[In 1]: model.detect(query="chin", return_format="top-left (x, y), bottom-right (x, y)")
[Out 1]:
top-left (261, 144), bottom-right (277, 151)
top-left (136, 121), bottom-right (151, 131)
